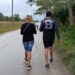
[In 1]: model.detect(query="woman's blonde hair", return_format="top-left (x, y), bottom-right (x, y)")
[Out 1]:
top-left (25, 15), bottom-right (31, 22)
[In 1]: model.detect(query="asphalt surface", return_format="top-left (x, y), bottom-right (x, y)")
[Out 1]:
top-left (0, 30), bottom-right (72, 75)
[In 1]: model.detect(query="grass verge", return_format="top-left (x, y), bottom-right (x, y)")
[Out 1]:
top-left (0, 21), bottom-right (24, 34)
top-left (54, 25), bottom-right (75, 75)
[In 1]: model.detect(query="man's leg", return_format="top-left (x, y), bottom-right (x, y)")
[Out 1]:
top-left (45, 48), bottom-right (49, 68)
top-left (43, 41), bottom-right (49, 68)
top-left (50, 47), bottom-right (53, 62)
top-left (50, 48), bottom-right (53, 58)
top-left (45, 49), bottom-right (48, 64)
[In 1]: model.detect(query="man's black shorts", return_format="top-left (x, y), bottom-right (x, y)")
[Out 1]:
top-left (43, 41), bottom-right (54, 48)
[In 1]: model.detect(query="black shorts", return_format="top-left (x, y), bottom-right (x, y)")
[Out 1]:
top-left (43, 41), bottom-right (54, 48)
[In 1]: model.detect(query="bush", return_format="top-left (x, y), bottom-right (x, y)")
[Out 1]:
top-left (55, 25), bottom-right (75, 75)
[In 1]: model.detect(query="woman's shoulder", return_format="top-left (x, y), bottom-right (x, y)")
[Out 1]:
top-left (29, 22), bottom-right (35, 27)
top-left (30, 22), bottom-right (34, 25)
top-left (22, 22), bottom-right (35, 27)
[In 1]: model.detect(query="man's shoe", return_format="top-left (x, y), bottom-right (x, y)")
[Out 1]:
top-left (27, 65), bottom-right (32, 70)
top-left (50, 58), bottom-right (53, 63)
top-left (45, 64), bottom-right (49, 68)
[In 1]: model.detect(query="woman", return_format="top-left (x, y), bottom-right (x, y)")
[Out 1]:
top-left (21, 15), bottom-right (37, 70)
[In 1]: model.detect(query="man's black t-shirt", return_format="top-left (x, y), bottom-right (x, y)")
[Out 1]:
top-left (40, 18), bottom-right (60, 41)
top-left (21, 23), bottom-right (37, 42)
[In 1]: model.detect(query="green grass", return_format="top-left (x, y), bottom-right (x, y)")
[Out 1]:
top-left (54, 25), bottom-right (75, 75)
top-left (0, 21), bottom-right (24, 34)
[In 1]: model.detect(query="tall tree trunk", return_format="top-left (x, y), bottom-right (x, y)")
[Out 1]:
top-left (68, 0), bottom-right (74, 25)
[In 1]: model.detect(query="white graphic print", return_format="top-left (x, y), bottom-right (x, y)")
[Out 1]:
top-left (45, 19), bottom-right (53, 29)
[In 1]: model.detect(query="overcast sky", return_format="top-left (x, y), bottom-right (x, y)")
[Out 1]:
top-left (0, 0), bottom-right (44, 21)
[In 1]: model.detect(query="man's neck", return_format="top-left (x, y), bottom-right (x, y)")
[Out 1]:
top-left (46, 17), bottom-right (51, 19)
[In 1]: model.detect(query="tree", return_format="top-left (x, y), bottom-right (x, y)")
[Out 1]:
top-left (14, 14), bottom-right (21, 21)
top-left (4, 16), bottom-right (10, 21)
top-left (28, 0), bottom-right (66, 14)
top-left (68, 0), bottom-right (74, 25)
top-left (0, 12), bottom-right (21, 21)
top-left (28, 0), bottom-right (74, 25)
top-left (0, 13), bottom-right (4, 21)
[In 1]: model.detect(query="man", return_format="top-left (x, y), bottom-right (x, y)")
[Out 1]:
top-left (40, 11), bottom-right (61, 68)
top-left (21, 15), bottom-right (37, 70)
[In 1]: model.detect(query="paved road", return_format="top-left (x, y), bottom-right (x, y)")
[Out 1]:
top-left (0, 30), bottom-right (72, 75)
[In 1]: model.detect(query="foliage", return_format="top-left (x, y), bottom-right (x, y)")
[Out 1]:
top-left (0, 12), bottom-right (21, 21)
top-left (53, 7), bottom-right (69, 24)
top-left (14, 14), bottom-right (21, 21)
top-left (28, 0), bottom-right (68, 14)
top-left (28, 0), bottom-right (75, 25)
top-left (54, 25), bottom-right (75, 75)
top-left (72, 3), bottom-right (75, 16)
top-left (0, 13), bottom-right (4, 21)
top-left (0, 21), bottom-right (24, 33)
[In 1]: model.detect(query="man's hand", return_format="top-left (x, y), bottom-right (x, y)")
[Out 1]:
top-left (58, 39), bottom-right (61, 43)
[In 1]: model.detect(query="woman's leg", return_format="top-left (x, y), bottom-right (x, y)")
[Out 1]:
top-left (27, 41), bottom-right (34, 66)
top-left (25, 50), bottom-right (28, 61)
top-left (23, 42), bottom-right (28, 61)
top-left (28, 51), bottom-right (31, 66)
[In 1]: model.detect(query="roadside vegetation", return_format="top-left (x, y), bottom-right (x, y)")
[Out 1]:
top-left (54, 25), bottom-right (75, 75)
top-left (0, 13), bottom-right (33, 34)
top-left (0, 21), bottom-right (24, 34)
top-left (0, 12), bottom-right (23, 34)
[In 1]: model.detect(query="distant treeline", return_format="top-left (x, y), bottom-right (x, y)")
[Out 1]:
top-left (0, 13), bottom-right (22, 21)
top-left (0, 12), bottom-right (34, 22)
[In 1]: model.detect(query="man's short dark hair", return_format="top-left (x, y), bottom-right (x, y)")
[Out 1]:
top-left (46, 11), bottom-right (52, 17)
